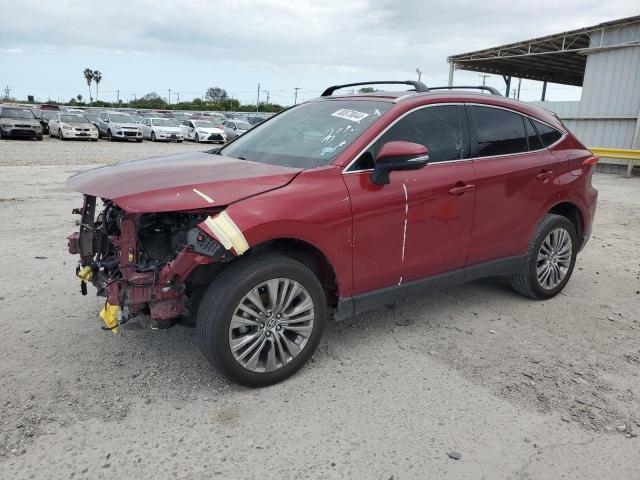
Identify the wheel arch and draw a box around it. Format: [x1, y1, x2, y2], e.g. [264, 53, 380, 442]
[547, 201, 585, 248]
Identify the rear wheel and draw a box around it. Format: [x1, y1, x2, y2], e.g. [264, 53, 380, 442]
[197, 254, 326, 387]
[510, 214, 577, 299]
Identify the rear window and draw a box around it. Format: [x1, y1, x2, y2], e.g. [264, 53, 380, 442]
[532, 119, 563, 147]
[473, 106, 528, 157]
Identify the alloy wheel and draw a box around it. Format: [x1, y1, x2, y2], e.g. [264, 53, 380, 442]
[228, 278, 315, 373]
[536, 227, 572, 290]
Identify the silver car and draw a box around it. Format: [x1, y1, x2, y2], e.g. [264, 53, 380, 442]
[97, 111, 143, 142]
[0, 107, 43, 140]
[222, 119, 252, 141]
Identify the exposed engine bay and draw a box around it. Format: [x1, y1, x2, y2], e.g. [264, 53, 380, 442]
[68, 195, 231, 331]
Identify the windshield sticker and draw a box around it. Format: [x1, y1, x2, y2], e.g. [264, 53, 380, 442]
[331, 109, 370, 123]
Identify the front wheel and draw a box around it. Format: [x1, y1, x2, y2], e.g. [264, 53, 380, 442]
[108, 130, 114, 142]
[151, 132, 156, 142]
[194, 133, 199, 142]
[197, 254, 326, 387]
[510, 214, 577, 299]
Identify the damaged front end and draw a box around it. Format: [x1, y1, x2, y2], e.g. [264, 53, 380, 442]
[67, 195, 234, 332]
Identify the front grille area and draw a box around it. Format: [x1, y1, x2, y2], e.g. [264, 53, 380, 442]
[11, 129, 36, 136]
[123, 131, 137, 137]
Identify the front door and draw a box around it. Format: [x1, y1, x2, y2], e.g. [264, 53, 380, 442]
[343, 104, 476, 295]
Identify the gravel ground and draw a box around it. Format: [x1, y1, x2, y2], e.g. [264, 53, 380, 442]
[0, 140, 639, 479]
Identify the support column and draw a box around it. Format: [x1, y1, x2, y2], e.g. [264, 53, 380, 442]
[502, 75, 511, 97]
[448, 61, 454, 87]
[541, 81, 547, 101]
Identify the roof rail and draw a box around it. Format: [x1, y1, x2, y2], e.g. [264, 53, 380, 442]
[428, 85, 502, 96]
[321, 80, 429, 97]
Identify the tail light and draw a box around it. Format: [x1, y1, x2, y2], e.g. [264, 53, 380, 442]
[583, 156, 598, 167]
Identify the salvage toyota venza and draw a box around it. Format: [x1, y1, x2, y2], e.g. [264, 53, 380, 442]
[67, 81, 598, 386]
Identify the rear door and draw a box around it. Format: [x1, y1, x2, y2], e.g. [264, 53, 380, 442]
[343, 104, 476, 294]
[467, 104, 566, 265]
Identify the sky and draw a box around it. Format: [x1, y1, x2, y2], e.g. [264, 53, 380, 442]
[0, 0, 638, 105]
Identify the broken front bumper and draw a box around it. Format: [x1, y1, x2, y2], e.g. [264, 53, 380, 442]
[68, 195, 231, 331]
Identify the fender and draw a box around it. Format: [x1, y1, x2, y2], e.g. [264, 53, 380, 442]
[200, 166, 354, 297]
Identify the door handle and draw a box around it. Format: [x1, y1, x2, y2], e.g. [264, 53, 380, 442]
[536, 170, 554, 181]
[448, 184, 476, 195]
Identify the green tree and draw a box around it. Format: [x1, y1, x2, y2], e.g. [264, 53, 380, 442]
[83, 68, 94, 102]
[205, 87, 228, 103]
[93, 70, 102, 101]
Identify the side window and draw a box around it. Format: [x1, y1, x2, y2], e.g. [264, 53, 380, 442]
[524, 117, 543, 151]
[532, 119, 563, 147]
[473, 106, 528, 157]
[350, 105, 466, 170]
[99, 113, 107, 121]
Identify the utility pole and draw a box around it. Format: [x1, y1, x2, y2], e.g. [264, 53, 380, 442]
[256, 83, 260, 113]
[176, 92, 180, 103]
[3, 85, 10, 100]
[294, 87, 300, 105]
[116, 89, 120, 103]
[416, 68, 422, 82]
[479, 74, 490, 86]
[265, 90, 270, 105]
[168, 89, 171, 105]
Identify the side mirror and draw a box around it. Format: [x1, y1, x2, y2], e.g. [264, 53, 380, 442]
[372, 141, 430, 185]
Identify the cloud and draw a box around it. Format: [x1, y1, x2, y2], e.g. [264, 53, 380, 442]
[1, 48, 23, 54]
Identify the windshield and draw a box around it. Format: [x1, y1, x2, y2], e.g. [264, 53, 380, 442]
[2, 109, 36, 120]
[109, 113, 134, 123]
[83, 113, 98, 121]
[221, 100, 391, 168]
[61, 115, 87, 123]
[153, 118, 177, 127]
[194, 121, 216, 127]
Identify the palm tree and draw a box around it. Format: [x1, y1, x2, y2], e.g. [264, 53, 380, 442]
[83, 68, 94, 103]
[93, 70, 102, 102]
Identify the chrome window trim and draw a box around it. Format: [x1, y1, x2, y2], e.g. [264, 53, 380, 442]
[342, 102, 566, 175]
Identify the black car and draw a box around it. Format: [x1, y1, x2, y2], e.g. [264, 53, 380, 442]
[33, 110, 57, 134]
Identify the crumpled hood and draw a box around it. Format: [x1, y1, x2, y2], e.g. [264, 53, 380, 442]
[65, 151, 302, 213]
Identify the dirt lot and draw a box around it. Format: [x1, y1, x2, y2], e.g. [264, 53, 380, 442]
[0, 138, 639, 479]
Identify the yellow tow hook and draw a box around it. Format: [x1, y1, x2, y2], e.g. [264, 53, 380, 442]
[76, 265, 94, 296]
[99, 303, 121, 334]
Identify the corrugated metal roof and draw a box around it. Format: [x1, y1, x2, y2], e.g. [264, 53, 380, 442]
[448, 15, 640, 86]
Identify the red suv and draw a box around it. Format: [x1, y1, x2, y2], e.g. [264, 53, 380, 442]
[67, 81, 598, 386]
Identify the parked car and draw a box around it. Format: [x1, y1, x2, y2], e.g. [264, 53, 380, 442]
[0, 107, 43, 140]
[82, 112, 100, 129]
[48, 113, 98, 141]
[139, 117, 183, 142]
[222, 119, 252, 140]
[33, 109, 57, 134]
[65, 80, 598, 387]
[179, 119, 226, 143]
[246, 116, 266, 126]
[96, 111, 143, 142]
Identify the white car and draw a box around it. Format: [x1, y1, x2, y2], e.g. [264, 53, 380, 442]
[139, 118, 184, 142]
[180, 119, 227, 143]
[48, 113, 98, 141]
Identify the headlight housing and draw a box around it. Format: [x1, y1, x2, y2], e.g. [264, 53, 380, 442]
[1, 123, 13, 128]
[62, 124, 72, 130]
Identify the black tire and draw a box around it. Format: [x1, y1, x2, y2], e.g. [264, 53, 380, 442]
[108, 130, 114, 142]
[36, 135, 43, 141]
[0, 128, 5, 139]
[151, 132, 156, 142]
[194, 133, 199, 143]
[510, 213, 577, 300]
[197, 253, 326, 387]
[91, 138, 98, 142]
[59, 129, 65, 140]
[136, 138, 142, 143]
